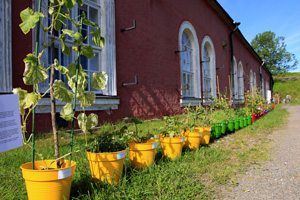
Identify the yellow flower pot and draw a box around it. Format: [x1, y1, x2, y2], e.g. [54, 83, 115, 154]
[86, 150, 125, 184]
[183, 130, 202, 150]
[195, 127, 211, 144]
[159, 135, 185, 159]
[20, 160, 76, 200]
[128, 139, 158, 169]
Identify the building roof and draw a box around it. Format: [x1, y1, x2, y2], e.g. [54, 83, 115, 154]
[206, 0, 273, 77]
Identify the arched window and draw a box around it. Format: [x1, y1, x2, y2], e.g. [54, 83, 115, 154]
[179, 21, 200, 98]
[238, 61, 244, 99]
[232, 56, 238, 99]
[201, 36, 216, 99]
[250, 69, 253, 96]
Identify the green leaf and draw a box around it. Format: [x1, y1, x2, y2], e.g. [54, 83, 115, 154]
[25, 92, 39, 109]
[77, 91, 95, 109]
[68, 75, 88, 94]
[19, 8, 44, 34]
[92, 71, 108, 90]
[60, 34, 71, 56]
[91, 28, 105, 48]
[53, 9, 67, 31]
[87, 113, 98, 130]
[81, 11, 98, 27]
[54, 59, 69, 75]
[62, 29, 74, 37]
[63, 0, 76, 9]
[60, 103, 74, 121]
[23, 54, 38, 76]
[67, 63, 89, 78]
[73, 32, 83, 46]
[77, 113, 98, 133]
[81, 45, 95, 59]
[77, 113, 88, 133]
[23, 62, 48, 85]
[12, 88, 28, 115]
[76, 0, 84, 6]
[53, 80, 74, 103]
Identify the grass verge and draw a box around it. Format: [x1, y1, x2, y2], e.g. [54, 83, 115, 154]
[0, 106, 288, 199]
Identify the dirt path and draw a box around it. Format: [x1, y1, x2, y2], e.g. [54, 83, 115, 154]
[223, 105, 300, 200]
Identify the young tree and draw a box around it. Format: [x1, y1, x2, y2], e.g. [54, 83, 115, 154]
[251, 31, 298, 74]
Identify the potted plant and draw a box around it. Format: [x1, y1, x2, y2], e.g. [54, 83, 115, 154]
[194, 104, 213, 144]
[15, 1, 106, 198]
[85, 132, 127, 184]
[160, 116, 185, 159]
[182, 105, 203, 150]
[122, 117, 158, 169]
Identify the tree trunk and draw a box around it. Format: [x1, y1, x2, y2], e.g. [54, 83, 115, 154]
[50, 0, 60, 168]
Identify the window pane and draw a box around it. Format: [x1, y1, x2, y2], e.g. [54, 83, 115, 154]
[79, 5, 88, 44]
[90, 52, 99, 71]
[80, 55, 88, 70]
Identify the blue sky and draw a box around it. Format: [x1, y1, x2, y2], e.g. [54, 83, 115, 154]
[217, 0, 300, 72]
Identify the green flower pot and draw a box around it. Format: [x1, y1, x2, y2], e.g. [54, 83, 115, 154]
[234, 118, 240, 130]
[210, 124, 216, 139]
[239, 118, 244, 128]
[228, 119, 235, 133]
[221, 120, 227, 134]
[247, 116, 252, 125]
[243, 117, 247, 127]
[215, 123, 222, 138]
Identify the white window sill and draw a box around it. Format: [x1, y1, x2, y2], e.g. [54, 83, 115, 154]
[36, 96, 120, 113]
[180, 98, 202, 107]
[181, 98, 217, 107]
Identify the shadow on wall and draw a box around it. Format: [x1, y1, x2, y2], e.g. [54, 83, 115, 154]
[123, 84, 181, 119]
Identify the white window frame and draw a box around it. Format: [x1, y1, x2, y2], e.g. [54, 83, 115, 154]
[232, 56, 238, 99]
[34, 0, 118, 113]
[179, 21, 201, 106]
[0, 0, 12, 93]
[201, 36, 216, 100]
[238, 61, 244, 100]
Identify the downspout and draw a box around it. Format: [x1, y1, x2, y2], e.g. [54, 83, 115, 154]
[229, 21, 240, 108]
[259, 61, 265, 96]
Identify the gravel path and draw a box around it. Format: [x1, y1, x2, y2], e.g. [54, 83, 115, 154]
[223, 105, 300, 200]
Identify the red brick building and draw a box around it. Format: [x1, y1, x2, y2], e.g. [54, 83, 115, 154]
[1, 0, 272, 132]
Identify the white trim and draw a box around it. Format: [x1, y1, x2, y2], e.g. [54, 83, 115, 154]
[232, 56, 238, 99]
[180, 98, 202, 107]
[250, 69, 253, 96]
[178, 21, 201, 98]
[36, 97, 120, 113]
[238, 61, 244, 99]
[0, 0, 12, 93]
[201, 36, 216, 98]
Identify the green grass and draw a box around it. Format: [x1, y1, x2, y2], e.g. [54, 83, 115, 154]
[273, 72, 300, 79]
[0, 106, 288, 199]
[273, 79, 300, 104]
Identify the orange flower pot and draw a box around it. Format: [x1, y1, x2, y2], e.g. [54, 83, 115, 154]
[183, 130, 202, 150]
[86, 150, 125, 184]
[128, 139, 158, 169]
[195, 127, 211, 144]
[159, 135, 185, 159]
[20, 160, 76, 200]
